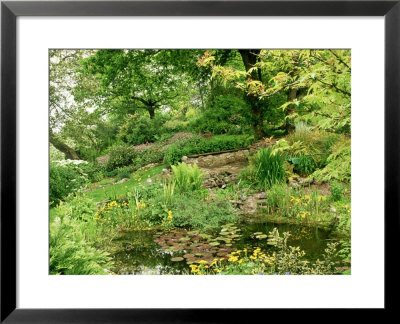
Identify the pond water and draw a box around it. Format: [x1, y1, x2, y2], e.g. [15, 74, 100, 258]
[110, 222, 337, 275]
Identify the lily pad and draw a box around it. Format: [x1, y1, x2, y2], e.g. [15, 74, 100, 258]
[256, 234, 268, 239]
[171, 257, 184, 262]
[209, 242, 220, 246]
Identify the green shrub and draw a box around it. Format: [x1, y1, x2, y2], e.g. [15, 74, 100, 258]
[266, 184, 292, 215]
[330, 181, 345, 202]
[254, 148, 286, 188]
[141, 192, 237, 231]
[133, 146, 166, 169]
[117, 169, 131, 180]
[50, 162, 88, 206]
[189, 95, 253, 135]
[78, 162, 105, 182]
[106, 144, 137, 171]
[118, 114, 168, 145]
[171, 162, 205, 193]
[49, 216, 112, 275]
[130, 181, 237, 230]
[283, 130, 340, 169]
[288, 155, 317, 176]
[168, 194, 237, 230]
[311, 138, 351, 182]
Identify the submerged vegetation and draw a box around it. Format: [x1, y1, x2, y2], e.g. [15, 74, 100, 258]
[49, 49, 351, 275]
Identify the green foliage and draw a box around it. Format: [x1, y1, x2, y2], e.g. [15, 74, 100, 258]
[264, 184, 336, 227]
[117, 169, 131, 180]
[189, 95, 253, 135]
[254, 148, 286, 188]
[311, 138, 351, 182]
[133, 145, 166, 169]
[288, 155, 317, 176]
[273, 130, 340, 174]
[160, 193, 237, 231]
[330, 181, 345, 202]
[162, 178, 176, 206]
[106, 144, 138, 171]
[171, 162, 205, 193]
[49, 216, 112, 275]
[118, 114, 168, 145]
[94, 199, 132, 229]
[50, 145, 65, 161]
[50, 162, 88, 205]
[337, 240, 351, 274]
[78, 162, 105, 182]
[164, 135, 253, 166]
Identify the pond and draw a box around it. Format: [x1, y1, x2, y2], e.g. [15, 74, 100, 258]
[109, 222, 337, 275]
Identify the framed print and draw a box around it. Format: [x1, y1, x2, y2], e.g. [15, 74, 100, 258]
[1, 0, 399, 322]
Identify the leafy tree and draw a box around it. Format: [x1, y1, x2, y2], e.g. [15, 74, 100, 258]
[76, 49, 189, 119]
[199, 49, 351, 136]
[50, 49, 96, 159]
[263, 50, 351, 134]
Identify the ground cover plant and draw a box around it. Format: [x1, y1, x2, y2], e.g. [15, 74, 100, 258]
[49, 49, 351, 275]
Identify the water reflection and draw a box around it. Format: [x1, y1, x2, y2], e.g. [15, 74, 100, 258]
[110, 222, 334, 275]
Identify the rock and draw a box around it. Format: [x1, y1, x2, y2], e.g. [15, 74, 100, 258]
[298, 177, 313, 185]
[240, 196, 258, 214]
[186, 150, 248, 168]
[221, 184, 227, 189]
[162, 168, 170, 175]
[115, 178, 129, 184]
[137, 162, 158, 172]
[289, 181, 300, 188]
[254, 192, 267, 199]
[181, 156, 188, 162]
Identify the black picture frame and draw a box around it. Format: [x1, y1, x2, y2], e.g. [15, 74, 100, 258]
[1, 0, 398, 322]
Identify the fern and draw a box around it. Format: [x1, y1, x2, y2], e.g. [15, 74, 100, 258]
[311, 138, 351, 182]
[171, 162, 205, 193]
[49, 216, 112, 275]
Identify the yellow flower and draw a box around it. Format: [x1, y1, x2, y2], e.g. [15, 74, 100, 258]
[228, 256, 239, 262]
[199, 260, 208, 264]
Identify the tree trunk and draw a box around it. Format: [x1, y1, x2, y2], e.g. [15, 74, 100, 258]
[49, 130, 80, 160]
[238, 49, 265, 138]
[283, 88, 298, 133]
[148, 106, 155, 119]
